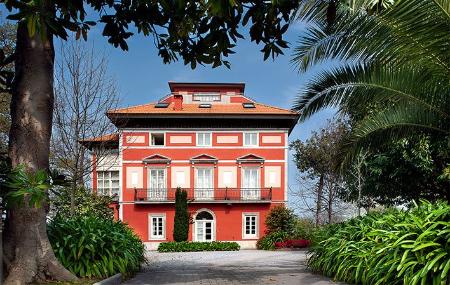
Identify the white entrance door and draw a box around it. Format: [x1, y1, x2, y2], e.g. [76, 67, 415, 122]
[148, 169, 166, 200]
[195, 211, 215, 242]
[196, 221, 214, 242]
[242, 168, 260, 200]
[195, 168, 214, 200]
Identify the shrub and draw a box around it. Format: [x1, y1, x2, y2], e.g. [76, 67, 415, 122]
[265, 205, 296, 234]
[173, 188, 189, 242]
[308, 200, 450, 285]
[256, 231, 289, 250]
[158, 241, 240, 252]
[51, 186, 114, 219]
[48, 214, 145, 278]
[292, 218, 315, 241]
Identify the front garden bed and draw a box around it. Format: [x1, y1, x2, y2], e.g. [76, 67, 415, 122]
[157, 241, 240, 252]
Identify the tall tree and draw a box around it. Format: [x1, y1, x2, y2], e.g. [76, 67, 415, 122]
[290, 119, 349, 225]
[2, 1, 300, 283]
[341, 135, 449, 206]
[51, 40, 119, 213]
[292, 0, 449, 163]
[173, 188, 189, 242]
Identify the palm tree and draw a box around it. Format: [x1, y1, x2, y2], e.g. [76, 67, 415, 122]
[291, 0, 450, 163]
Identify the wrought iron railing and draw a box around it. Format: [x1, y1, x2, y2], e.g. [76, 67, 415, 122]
[134, 187, 272, 202]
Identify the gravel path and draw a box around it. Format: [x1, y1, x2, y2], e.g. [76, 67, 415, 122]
[123, 250, 340, 285]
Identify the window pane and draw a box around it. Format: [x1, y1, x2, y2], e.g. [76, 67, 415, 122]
[151, 134, 164, 145]
[244, 133, 257, 146]
[244, 215, 257, 235]
[151, 216, 165, 238]
[198, 133, 211, 146]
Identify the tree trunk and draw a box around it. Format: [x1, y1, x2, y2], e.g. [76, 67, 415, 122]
[315, 174, 324, 226]
[328, 182, 333, 224]
[4, 19, 77, 284]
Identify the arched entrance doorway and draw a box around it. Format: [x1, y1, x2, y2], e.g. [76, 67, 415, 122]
[194, 210, 215, 242]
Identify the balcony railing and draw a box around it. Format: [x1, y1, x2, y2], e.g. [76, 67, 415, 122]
[134, 188, 272, 203]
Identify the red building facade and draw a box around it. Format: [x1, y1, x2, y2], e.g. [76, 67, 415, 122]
[83, 82, 298, 249]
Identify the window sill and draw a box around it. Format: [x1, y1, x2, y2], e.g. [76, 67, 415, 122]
[149, 237, 166, 241]
[242, 236, 259, 240]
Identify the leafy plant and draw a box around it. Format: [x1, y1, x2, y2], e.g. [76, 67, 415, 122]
[158, 241, 240, 252]
[256, 231, 289, 250]
[2, 165, 66, 208]
[308, 200, 450, 284]
[173, 188, 189, 242]
[48, 214, 145, 278]
[265, 205, 296, 234]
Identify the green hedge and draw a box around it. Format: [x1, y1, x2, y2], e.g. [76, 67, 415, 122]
[158, 241, 240, 252]
[308, 200, 450, 285]
[48, 215, 145, 278]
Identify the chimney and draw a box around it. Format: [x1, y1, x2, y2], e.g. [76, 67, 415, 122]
[173, 94, 183, 111]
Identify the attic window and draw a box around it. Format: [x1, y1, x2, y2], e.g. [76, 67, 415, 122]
[155, 102, 169, 108]
[199, 103, 211, 108]
[243, 102, 255, 108]
[151, 133, 165, 146]
[192, 93, 221, 102]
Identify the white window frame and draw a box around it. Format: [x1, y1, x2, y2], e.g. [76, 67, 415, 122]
[197, 132, 212, 147]
[241, 167, 260, 188]
[147, 167, 167, 189]
[242, 213, 259, 239]
[150, 132, 165, 146]
[195, 167, 214, 200]
[147, 167, 167, 200]
[96, 170, 120, 196]
[195, 167, 214, 189]
[243, 132, 258, 147]
[149, 214, 166, 240]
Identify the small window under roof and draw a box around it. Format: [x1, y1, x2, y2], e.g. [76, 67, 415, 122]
[155, 102, 169, 108]
[242, 102, 255, 108]
[199, 103, 212, 108]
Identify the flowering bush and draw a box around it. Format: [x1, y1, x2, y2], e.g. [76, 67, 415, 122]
[274, 239, 311, 249]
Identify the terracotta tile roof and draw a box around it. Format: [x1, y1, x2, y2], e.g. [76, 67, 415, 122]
[79, 133, 119, 150]
[79, 133, 119, 143]
[107, 102, 297, 116]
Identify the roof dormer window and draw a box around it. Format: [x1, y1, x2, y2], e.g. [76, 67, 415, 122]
[192, 92, 221, 102]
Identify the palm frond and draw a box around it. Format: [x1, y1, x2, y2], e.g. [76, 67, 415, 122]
[292, 0, 450, 162]
[293, 0, 450, 73]
[338, 103, 449, 166]
[293, 62, 449, 122]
